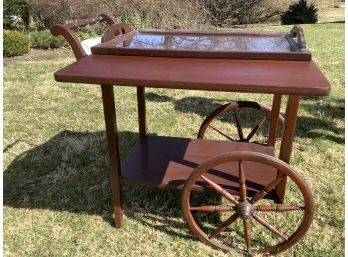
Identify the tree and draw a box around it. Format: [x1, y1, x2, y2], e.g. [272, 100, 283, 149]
[281, 0, 318, 25]
[4, 0, 30, 29]
[201, 0, 281, 26]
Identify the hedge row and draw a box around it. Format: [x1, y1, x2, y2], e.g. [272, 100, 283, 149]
[4, 30, 30, 57]
[3, 0, 336, 57]
[30, 30, 66, 49]
[4, 30, 69, 57]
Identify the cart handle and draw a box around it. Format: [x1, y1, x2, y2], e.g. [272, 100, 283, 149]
[289, 25, 307, 50]
[51, 14, 132, 60]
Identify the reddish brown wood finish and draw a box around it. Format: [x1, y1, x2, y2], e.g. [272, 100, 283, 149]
[92, 43, 311, 61]
[242, 218, 252, 252]
[190, 205, 232, 212]
[197, 101, 284, 145]
[238, 161, 247, 201]
[101, 23, 133, 43]
[234, 111, 244, 140]
[181, 151, 314, 255]
[276, 95, 301, 203]
[252, 213, 288, 240]
[121, 136, 278, 198]
[54, 55, 331, 96]
[250, 175, 286, 204]
[268, 94, 283, 146]
[201, 175, 239, 204]
[91, 26, 311, 61]
[50, 17, 330, 254]
[256, 204, 304, 211]
[50, 15, 131, 228]
[210, 213, 239, 239]
[101, 85, 123, 228]
[50, 14, 115, 60]
[50, 25, 86, 60]
[279, 96, 301, 163]
[137, 86, 146, 137]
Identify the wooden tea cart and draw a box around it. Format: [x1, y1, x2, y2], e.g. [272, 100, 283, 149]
[51, 14, 330, 255]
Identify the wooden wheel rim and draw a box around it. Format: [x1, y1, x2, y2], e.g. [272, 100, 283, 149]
[182, 152, 313, 255]
[197, 101, 284, 144]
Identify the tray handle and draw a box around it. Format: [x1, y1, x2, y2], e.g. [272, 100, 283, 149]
[101, 23, 134, 43]
[289, 25, 307, 50]
[50, 14, 116, 60]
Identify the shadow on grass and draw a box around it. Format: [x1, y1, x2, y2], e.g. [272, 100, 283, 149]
[318, 21, 345, 24]
[296, 97, 344, 144]
[146, 92, 344, 144]
[4, 95, 343, 240]
[146, 92, 222, 118]
[4, 130, 222, 239]
[146, 92, 279, 139]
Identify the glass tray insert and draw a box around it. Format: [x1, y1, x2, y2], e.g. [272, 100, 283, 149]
[91, 29, 311, 61]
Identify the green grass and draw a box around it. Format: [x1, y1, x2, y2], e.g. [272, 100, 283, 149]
[4, 10, 344, 257]
[318, 6, 345, 23]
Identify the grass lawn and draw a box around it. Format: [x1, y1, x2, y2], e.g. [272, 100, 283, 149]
[4, 9, 344, 257]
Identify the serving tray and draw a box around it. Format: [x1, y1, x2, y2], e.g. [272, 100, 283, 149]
[91, 25, 311, 61]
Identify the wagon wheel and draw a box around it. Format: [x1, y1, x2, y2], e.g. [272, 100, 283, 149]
[182, 152, 313, 255]
[197, 101, 284, 145]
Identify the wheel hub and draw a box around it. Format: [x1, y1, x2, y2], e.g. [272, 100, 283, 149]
[235, 201, 254, 219]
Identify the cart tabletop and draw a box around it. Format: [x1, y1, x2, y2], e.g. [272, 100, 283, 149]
[54, 54, 330, 96]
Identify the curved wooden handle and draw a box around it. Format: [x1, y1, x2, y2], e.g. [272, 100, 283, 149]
[289, 25, 306, 50]
[64, 14, 115, 30]
[65, 16, 103, 30]
[101, 23, 134, 43]
[50, 13, 116, 60]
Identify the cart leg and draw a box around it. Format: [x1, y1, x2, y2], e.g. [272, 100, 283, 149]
[137, 86, 146, 137]
[101, 84, 123, 228]
[275, 95, 300, 203]
[268, 94, 282, 147]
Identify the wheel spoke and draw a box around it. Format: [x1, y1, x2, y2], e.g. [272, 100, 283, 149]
[182, 149, 312, 254]
[253, 213, 288, 241]
[234, 111, 244, 141]
[243, 218, 252, 252]
[246, 114, 268, 141]
[209, 213, 239, 239]
[208, 124, 238, 141]
[239, 161, 247, 201]
[250, 175, 286, 204]
[256, 204, 305, 212]
[201, 175, 238, 204]
[190, 205, 232, 212]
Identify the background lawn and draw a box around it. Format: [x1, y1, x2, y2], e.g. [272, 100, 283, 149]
[4, 7, 344, 257]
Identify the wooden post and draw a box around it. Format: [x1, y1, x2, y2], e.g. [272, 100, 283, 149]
[275, 95, 300, 203]
[137, 86, 146, 137]
[268, 94, 282, 147]
[101, 84, 123, 228]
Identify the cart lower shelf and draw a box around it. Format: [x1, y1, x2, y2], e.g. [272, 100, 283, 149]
[121, 135, 279, 198]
